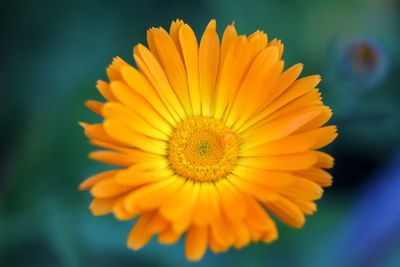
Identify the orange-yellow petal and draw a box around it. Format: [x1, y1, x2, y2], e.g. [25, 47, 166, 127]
[158, 225, 183, 245]
[133, 44, 187, 120]
[96, 80, 117, 101]
[293, 168, 333, 187]
[79, 170, 118, 191]
[103, 119, 167, 155]
[169, 19, 184, 57]
[160, 181, 200, 233]
[102, 102, 169, 141]
[240, 126, 338, 157]
[191, 183, 220, 226]
[124, 176, 177, 213]
[179, 23, 201, 115]
[264, 195, 305, 228]
[90, 197, 118, 216]
[199, 20, 220, 116]
[91, 178, 133, 198]
[237, 152, 317, 171]
[185, 225, 208, 261]
[146, 28, 192, 115]
[120, 65, 177, 125]
[109, 81, 173, 135]
[127, 212, 155, 250]
[85, 100, 103, 116]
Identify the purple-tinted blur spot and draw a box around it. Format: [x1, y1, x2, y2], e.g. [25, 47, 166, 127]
[332, 154, 400, 267]
[338, 37, 389, 87]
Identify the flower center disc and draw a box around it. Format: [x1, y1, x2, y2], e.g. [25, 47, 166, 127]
[168, 116, 239, 182]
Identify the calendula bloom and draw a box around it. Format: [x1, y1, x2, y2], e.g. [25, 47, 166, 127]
[80, 19, 337, 261]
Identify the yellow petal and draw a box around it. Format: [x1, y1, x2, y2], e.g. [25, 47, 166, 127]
[209, 215, 234, 249]
[79, 170, 118, 191]
[209, 227, 229, 253]
[313, 151, 335, 169]
[115, 164, 172, 186]
[241, 126, 338, 157]
[232, 166, 295, 187]
[220, 22, 238, 68]
[80, 122, 134, 154]
[214, 36, 264, 120]
[213, 36, 246, 119]
[264, 195, 305, 228]
[232, 220, 251, 249]
[96, 80, 117, 101]
[229, 175, 278, 202]
[124, 176, 177, 213]
[136, 176, 185, 210]
[103, 119, 167, 155]
[85, 100, 103, 116]
[259, 63, 303, 111]
[215, 179, 246, 221]
[266, 74, 321, 114]
[158, 225, 183, 245]
[91, 178, 133, 198]
[102, 102, 169, 141]
[90, 197, 118, 216]
[287, 198, 317, 215]
[120, 65, 177, 125]
[264, 89, 323, 124]
[185, 225, 208, 261]
[243, 60, 283, 114]
[89, 150, 142, 166]
[242, 108, 323, 146]
[277, 178, 323, 201]
[248, 30, 268, 49]
[127, 212, 155, 250]
[261, 228, 278, 243]
[179, 23, 201, 115]
[146, 212, 169, 234]
[237, 74, 320, 133]
[106, 56, 128, 81]
[80, 122, 124, 146]
[160, 181, 199, 233]
[133, 44, 186, 120]
[244, 196, 276, 232]
[293, 107, 333, 134]
[91, 149, 162, 167]
[293, 168, 333, 187]
[89, 138, 131, 154]
[109, 81, 173, 135]
[146, 28, 192, 115]
[237, 152, 317, 171]
[225, 47, 281, 128]
[113, 197, 139, 221]
[218, 31, 268, 121]
[191, 183, 220, 226]
[199, 20, 220, 116]
[169, 19, 185, 57]
[268, 38, 284, 58]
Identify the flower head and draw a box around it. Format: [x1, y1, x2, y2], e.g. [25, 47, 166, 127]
[80, 19, 337, 261]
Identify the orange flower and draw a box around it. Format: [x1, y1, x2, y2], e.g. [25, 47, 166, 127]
[80, 19, 337, 261]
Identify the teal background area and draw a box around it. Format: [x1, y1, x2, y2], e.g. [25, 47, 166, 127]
[1, 0, 400, 266]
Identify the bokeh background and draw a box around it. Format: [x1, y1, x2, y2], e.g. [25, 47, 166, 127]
[1, 0, 400, 266]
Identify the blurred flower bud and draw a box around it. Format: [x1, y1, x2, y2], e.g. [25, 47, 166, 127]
[337, 37, 388, 88]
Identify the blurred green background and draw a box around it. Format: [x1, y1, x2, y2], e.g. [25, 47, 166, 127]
[1, 0, 400, 266]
